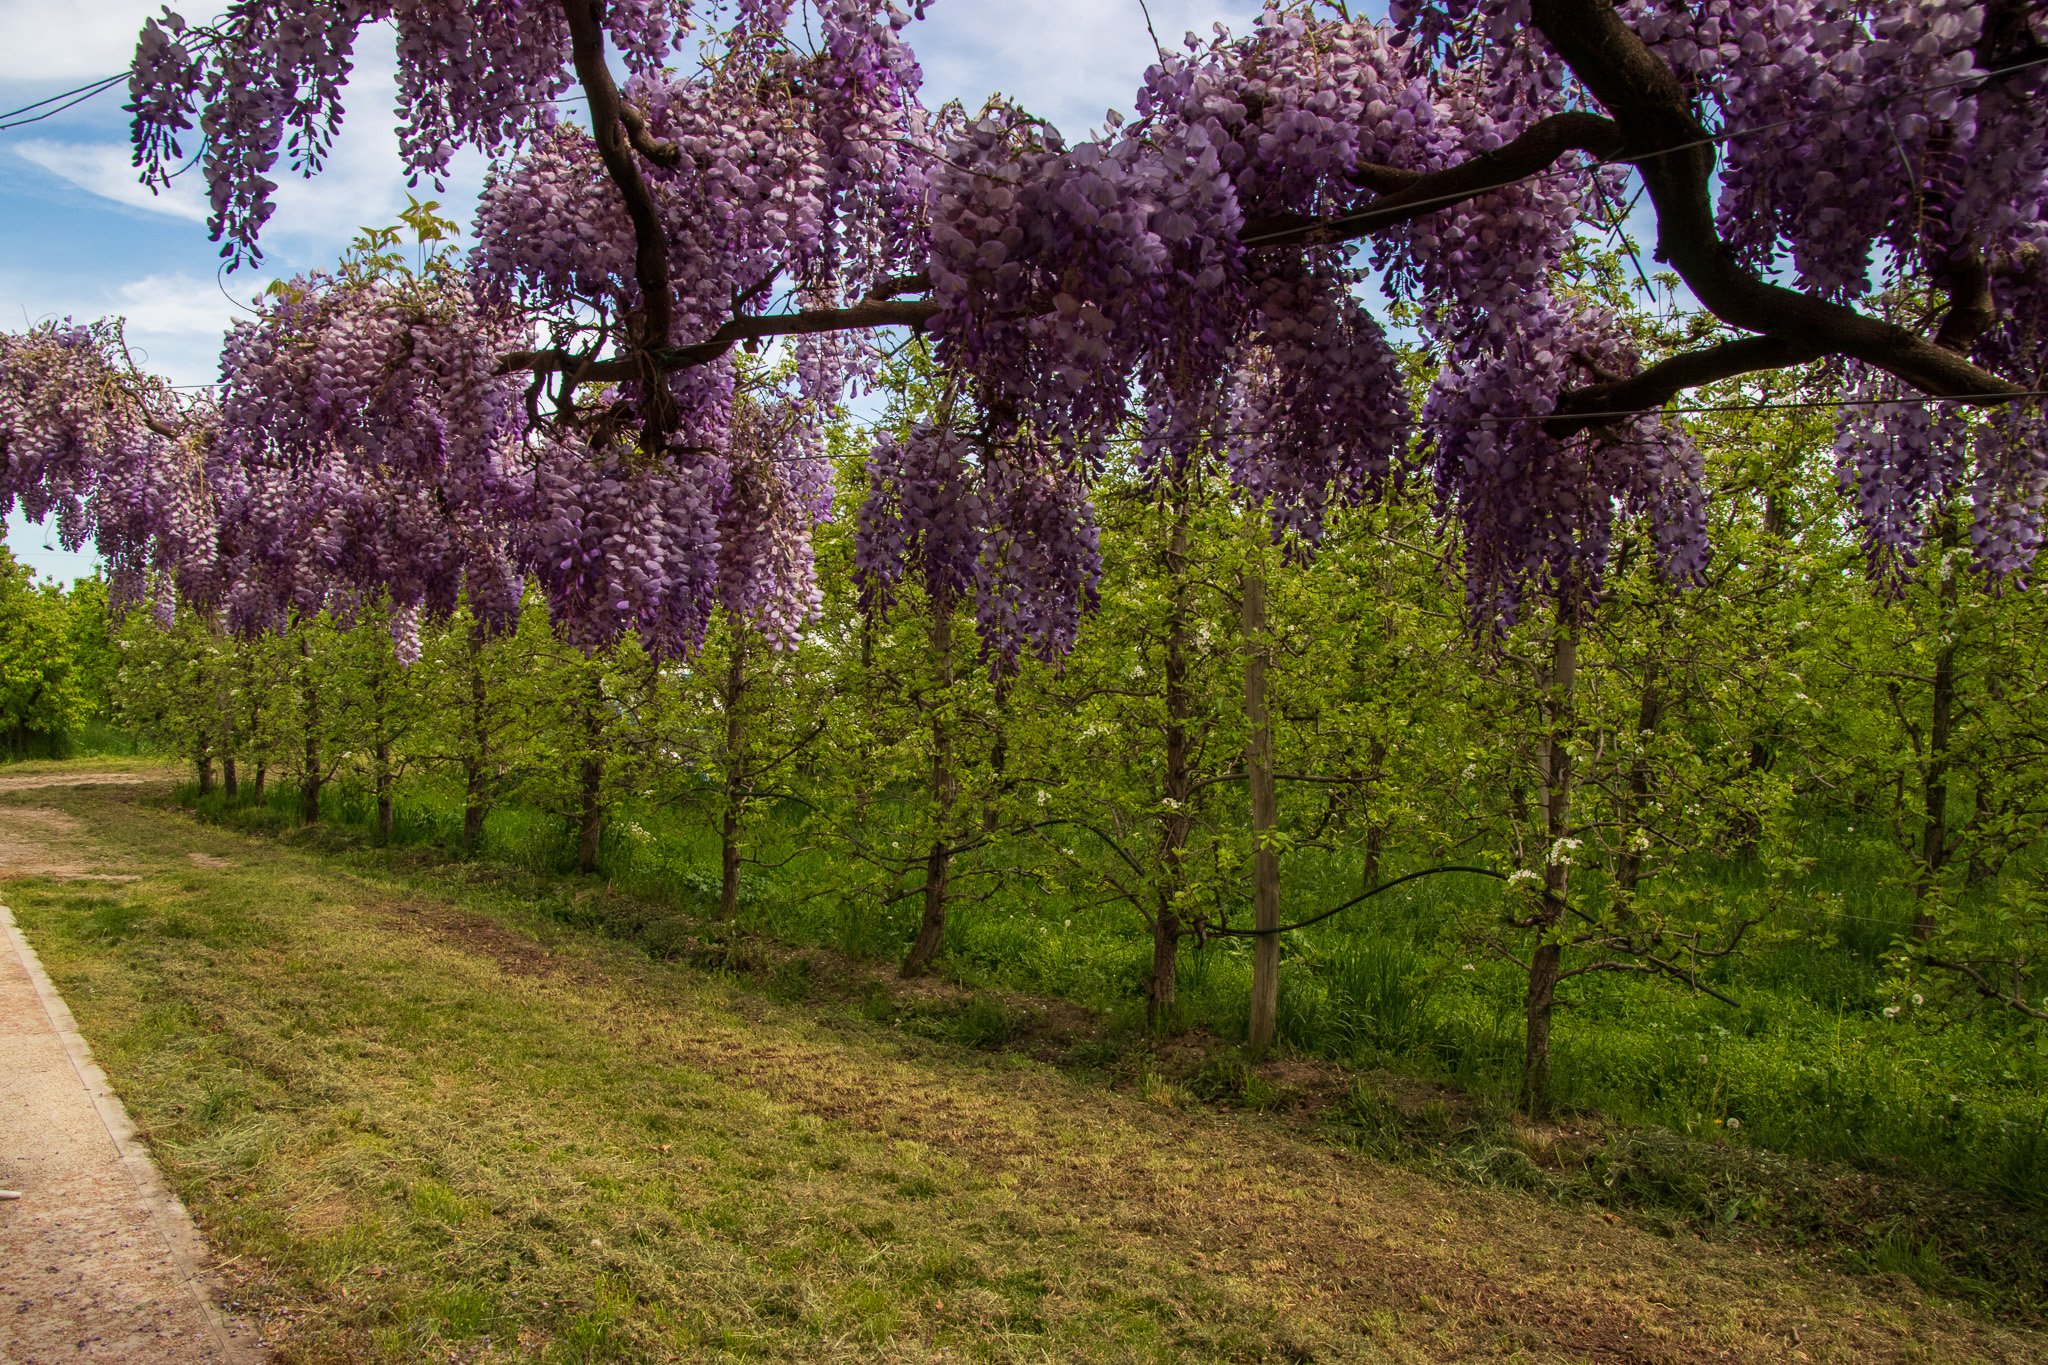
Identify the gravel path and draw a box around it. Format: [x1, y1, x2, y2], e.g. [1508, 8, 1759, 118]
[0, 793, 261, 1363]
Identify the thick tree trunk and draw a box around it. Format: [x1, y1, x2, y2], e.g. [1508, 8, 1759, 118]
[903, 603, 957, 978]
[1244, 562, 1283, 1055]
[717, 628, 749, 919]
[1522, 618, 1578, 1117]
[195, 746, 215, 796]
[222, 755, 238, 801]
[1149, 495, 1196, 1027]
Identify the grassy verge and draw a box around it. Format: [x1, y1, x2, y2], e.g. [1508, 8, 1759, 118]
[176, 775, 2048, 1322]
[3, 773, 2044, 1362]
[189, 770, 2048, 1215]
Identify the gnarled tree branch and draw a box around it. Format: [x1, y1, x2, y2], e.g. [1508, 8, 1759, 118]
[501, 294, 941, 384]
[516, 10, 2032, 434]
[1530, 0, 2025, 418]
[1921, 954, 2048, 1022]
[561, 0, 673, 353]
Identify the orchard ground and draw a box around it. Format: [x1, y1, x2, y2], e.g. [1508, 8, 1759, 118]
[0, 760, 2042, 1363]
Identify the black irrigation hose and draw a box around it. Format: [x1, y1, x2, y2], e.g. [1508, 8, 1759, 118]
[1195, 864, 1511, 939]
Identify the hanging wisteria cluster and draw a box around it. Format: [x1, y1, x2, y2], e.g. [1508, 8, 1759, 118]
[206, 258, 530, 636]
[855, 415, 1101, 667]
[0, 321, 213, 620]
[2, 0, 2041, 658]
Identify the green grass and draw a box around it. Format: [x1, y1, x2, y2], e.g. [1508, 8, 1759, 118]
[9, 774, 2046, 1362]
[219, 773, 2048, 1216]
[0, 718, 143, 761]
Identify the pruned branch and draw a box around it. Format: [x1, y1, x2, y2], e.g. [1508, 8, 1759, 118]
[1200, 864, 1512, 939]
[1243, 111, 1626, 249]
[1920, 954, 2048, 1022]
[500, 295, 940, 384]
[1547, 336, 1825, 435]
[1559, 955, 1742, 1008]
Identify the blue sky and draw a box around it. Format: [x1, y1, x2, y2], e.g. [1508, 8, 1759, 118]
[2, 0, 1270, 583]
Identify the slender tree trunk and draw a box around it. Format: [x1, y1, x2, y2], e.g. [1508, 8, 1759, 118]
[717, 627, 749, 919]
[1914, 538, 1960, 940]
[370, 641, 394, 846]
[983, 678, 1010, 835]
[217, 677, 237, 800]
[1150, 490, 1197, 1027]
[298, 634, 322, 824]
[1616, 659, 1664, 897]
[1244, 559, 1283, 1055]
[903, 602, 958, 978]
[1735, 728, 1773, 860]
[1360, 737, 1387, 891]
[374, 741, 394, 846]
[195, 743, 215, 796]
[1523, 617, 1578, 1117]
[576, 669, 607, 874]
[243, 651, 266, 800]
[577, 750, 606, 875]
[460, 619, 490, 857]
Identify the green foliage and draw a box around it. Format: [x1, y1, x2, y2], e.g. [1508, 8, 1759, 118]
[98, 329, 2048, 1229]
[0, 553, 130, 758]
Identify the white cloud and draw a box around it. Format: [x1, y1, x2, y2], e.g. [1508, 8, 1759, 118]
[912, 0, 1256, 138]
[13, 138, 209, 221]
[6, 18, 486, 262]
[0, 268, 268, 387]
[0, 1, 188, 83]
[114, 270, 269, 356]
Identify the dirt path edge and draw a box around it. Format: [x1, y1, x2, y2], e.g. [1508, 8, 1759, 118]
[1, 897, 261, 1364]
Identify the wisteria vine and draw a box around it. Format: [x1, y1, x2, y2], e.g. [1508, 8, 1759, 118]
[4, 0, 2042, 659]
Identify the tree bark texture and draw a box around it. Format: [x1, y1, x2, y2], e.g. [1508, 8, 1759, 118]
[298, 634, 322, 825]
[1523, 618, 1578, 1116]
[718, 627, 749, 919]
[1243, 561, 1283, 1055]
[903, 602, 958, 978]
[1149, 488, 1197, 1026]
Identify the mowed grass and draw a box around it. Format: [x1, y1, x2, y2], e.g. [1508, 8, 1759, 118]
[4, 778, 2043, 1363]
